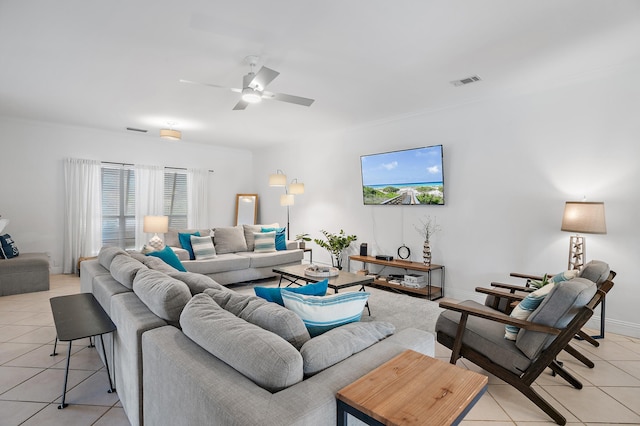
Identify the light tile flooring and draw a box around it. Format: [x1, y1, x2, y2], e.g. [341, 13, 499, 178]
[1, 275, 639, 425]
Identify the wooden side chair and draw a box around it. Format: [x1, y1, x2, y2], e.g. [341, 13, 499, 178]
[436, 277, 611, 425]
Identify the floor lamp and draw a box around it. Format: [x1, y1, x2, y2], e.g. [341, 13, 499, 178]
[561, 200, 607, 338]
[269, 170, 304, 240]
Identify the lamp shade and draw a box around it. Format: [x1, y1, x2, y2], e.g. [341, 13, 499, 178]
[289, 181, 304, 194]
[561, 201, 606, 234]
[143, 215, 169, 234]
[280, 194, 295, 206]
[269, 171, 287, 187]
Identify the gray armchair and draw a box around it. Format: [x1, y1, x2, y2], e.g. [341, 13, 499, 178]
[436, 276, 612, 425]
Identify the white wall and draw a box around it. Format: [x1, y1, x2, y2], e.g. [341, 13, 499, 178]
[0, 118, 254, 272]
[253, 65, 640, 337]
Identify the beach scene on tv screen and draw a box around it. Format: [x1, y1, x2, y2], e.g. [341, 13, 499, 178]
[361, 145, 444, 205]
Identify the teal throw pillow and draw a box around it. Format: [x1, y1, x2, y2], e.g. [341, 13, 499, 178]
[254, 279, 329, 306]
[179, 231, 200, 260]
[281, 290, 370, 337]
[262, 227, 286, 250]
[146, 245, 187, 272]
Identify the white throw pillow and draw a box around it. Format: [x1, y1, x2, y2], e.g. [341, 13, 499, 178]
[190, 235, 217, 260]
[253, 231, 276, 253]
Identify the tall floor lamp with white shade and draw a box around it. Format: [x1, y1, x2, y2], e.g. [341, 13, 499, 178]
[269, 170, 304, 240]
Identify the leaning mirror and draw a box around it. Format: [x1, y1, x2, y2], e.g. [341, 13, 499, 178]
[235, 194, 258, 226]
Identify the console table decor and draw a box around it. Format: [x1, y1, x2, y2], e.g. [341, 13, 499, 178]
[50, 293, 116, 409]
[336, 349, 487, 426]
[349, 255, 445, 300]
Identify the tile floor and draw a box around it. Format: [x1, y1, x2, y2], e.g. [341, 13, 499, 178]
[1, 275, 639, 425]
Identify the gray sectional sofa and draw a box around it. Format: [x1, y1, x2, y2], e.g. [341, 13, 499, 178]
[163, 224, 303, 285]
[81, 246, 436, 426]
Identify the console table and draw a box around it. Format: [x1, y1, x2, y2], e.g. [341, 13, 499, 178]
[349, 255, 444, 300]
[336, 349, 487, 426]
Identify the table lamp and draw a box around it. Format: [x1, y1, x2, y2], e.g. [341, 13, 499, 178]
[0, 217, 8, 233]
[561, 201, 606, 270]
[143, 215, 169, 250]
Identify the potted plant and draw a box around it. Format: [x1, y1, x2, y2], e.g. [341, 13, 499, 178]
[295, 233, 312, 249]
[313, 229, 357, 270]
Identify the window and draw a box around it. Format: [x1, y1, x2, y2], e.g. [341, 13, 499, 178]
[164, 171, 188, 229]
[101, 165, 136, 249]
[101, 165, 189, 249]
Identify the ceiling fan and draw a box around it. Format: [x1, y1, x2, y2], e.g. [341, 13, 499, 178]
[180, 56, 315, 111]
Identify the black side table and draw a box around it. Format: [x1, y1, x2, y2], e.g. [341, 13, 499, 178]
[50, 293, 116, 409]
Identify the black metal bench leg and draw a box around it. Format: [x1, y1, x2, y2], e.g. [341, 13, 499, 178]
[58, 342, 72, 409]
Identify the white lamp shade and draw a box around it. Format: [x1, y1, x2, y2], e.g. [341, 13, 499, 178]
[561, 201, 606, 234]
[280, 194, 295, 206]
[289, 181, 305, 194]
[0, 218, 8, 233]
[269, 172, 287, 187]
[143, 215, 169, 234]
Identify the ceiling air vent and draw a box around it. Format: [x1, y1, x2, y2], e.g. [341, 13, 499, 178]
[450, 75, 482, 87]
[126, 127, 148, 133]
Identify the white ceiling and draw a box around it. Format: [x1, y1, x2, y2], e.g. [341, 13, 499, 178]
[1, 0, 639, 149]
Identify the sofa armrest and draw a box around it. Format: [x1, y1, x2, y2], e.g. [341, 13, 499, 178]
[286, 240, 299, 250]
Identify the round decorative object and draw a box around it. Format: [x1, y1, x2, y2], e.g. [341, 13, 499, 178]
[304, 266, 339, 277]
[397, 244, 411, 260]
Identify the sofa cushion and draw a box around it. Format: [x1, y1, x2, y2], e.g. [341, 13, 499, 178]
[98, 246, 129, 270]
[253, 231, 276, 253]
[236, 249, 303, 268]
[133, 269, 191, 325]
[213, 226, 248, 254]
[164, 228, 211, 249]
[300, 321, 395, 376]
[204, 288, 310, 349]
[179, 232, 200, 260]
[146, 245, 187, 272]
[261, 227, 287, 250]
[170, 247, 190, 261]
[180, 293, 304, 392]
[110, 255, 148, 289]
[516, 277, 596, 359]
[243, 223, 279, 251]
[282, 290, 370, 337]
[191, 235, 217, 260]
[182, 253, 251, 275]
[139, 254, 180, 274]
[167, 271, 227, 295]
[254, 280, 328, 306]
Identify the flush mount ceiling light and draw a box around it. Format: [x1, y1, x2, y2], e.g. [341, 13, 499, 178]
[160, 122, 181, 140]
[241, 87, 262, 103]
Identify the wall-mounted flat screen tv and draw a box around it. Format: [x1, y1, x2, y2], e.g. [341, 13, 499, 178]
[360, 144, 444, 205]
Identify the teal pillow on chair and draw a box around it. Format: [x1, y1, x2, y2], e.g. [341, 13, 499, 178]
[262, 227, 286, 250]
[179, 231, 200, 260]
[146, 246, 187, 272]
[254, 279, 329, 306]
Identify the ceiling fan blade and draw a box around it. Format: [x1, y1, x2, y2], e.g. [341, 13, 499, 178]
[249, 66, 279, 90]
[232, 99, 249, 110]
[264, 91, 315, 107]
[179, 79, 242, 93]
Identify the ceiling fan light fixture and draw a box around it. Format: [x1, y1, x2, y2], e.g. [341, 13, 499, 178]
[241, 87, 262, 103]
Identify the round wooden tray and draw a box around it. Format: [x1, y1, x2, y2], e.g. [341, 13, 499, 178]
[304, 267, 339, 277]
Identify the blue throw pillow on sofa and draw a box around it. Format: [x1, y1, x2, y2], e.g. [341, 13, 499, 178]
[261, 227, 286, 250]
[179, 231, 200, 260]
[254, 279, 328, 306]
[146, 246, 187, 272]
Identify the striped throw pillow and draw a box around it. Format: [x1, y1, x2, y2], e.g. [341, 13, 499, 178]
[254, 231, 276, 253]
[190, 235, 217, 260]
[505, 283, 555, 340]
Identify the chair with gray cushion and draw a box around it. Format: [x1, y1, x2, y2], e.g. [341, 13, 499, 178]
[436, 276, 612, 425]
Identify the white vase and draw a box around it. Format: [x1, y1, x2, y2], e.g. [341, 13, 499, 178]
[423, 241, 432, 266]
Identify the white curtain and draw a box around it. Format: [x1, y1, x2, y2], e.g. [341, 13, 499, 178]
[63, 158, 102, 274]
[135, 164, 164, 248]
[188, 168, 209, 228]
